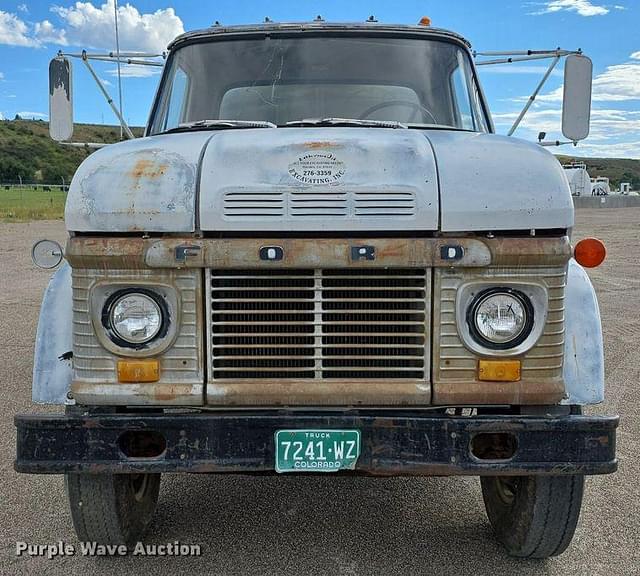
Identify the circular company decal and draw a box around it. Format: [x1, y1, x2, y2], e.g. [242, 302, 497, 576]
[288, 153, 346, 185]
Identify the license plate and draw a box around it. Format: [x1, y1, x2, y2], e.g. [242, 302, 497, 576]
[275, 429, 361, 473]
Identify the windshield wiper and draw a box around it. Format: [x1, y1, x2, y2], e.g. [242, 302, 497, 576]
[163, 120, 277, 134]
[284, 118, 407, 129]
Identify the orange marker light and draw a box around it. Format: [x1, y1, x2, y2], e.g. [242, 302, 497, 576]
[478, 360, 521, 382]
[418, 16, 431, 26]
[117, 359, 160, 383]
[574, 237, 606, 268]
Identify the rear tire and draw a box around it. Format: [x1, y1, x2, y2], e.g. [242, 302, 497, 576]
[66, 473, 161, 546]
[481, 474, 584, 558]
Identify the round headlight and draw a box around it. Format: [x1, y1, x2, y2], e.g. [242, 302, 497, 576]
[469, 289, 533, 349]
[109, 292, 163, 345]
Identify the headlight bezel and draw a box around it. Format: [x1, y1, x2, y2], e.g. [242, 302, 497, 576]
[102, 288, 169, 349]
[455, 282, 548, 357]
[90, 282, 180, 357]
[466, 287, 534, 350]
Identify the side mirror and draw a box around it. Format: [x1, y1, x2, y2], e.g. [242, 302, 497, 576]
[32, 239, 64, 269]
[49, 56, 73, 142]
[562, 54, 592, 142]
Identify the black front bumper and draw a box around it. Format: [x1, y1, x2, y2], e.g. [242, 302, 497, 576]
[15, 411, 618, 476]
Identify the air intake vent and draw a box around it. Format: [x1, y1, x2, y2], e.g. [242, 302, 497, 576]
[290, 190, 347, 217]
[223, 191, 284, 218]
[210, 268, 428, 380]
[354, 191, 416, 216]
[222, 190, 415, 219]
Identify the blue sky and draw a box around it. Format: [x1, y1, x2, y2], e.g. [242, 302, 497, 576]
[0, 0, 638, 157]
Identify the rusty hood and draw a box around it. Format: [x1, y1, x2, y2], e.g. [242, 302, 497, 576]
[65, 127, 573, 234]
[65, 132, 211, 233]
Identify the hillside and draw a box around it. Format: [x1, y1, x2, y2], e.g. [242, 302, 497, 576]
[556, 155, 640, 190]
[1, 119, 639, 189]
[0, 119, 143, 184]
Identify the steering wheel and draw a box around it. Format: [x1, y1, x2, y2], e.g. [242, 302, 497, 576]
[358, 100, 438, 124]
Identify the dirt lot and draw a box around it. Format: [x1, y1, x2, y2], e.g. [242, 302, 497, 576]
[1, 210, 638, 575]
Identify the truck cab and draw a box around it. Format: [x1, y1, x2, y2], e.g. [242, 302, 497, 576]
[16, 20, 617, 558]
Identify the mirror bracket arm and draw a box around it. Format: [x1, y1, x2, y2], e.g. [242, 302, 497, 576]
[507, 55, 561, 136]
[80, 52, 135, 140]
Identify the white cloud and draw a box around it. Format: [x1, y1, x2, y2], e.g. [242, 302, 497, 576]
[567, 140, 640, 158]
[107, 64, 161, 78]
[0, 2, 183, 50]
[0, 72, 4, 80]
[493, 107, 640, 157]
[0, 10, 39, 46]
[34, 20, 67, 45]
[528, 0, 609, 16]
[51, 1, 184, 52]
[592, 62, 640, 101]
[17, 4, 28, 13]
[528, 52, 640, 103]
[16, 110, 48, 119]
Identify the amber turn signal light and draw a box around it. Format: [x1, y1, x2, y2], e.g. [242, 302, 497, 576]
[574, 237, 606, 268]
[478, 359, 521, 382]
[117, 359, 160, 383]
[418, 16, 431, 26]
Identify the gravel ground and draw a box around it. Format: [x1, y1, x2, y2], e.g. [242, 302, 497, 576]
[1, 210, 638, 575]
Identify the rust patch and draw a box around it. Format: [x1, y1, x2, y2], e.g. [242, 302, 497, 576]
[303, 141, 341, 149]
[206, 380, 431, 407]
[432, 380, 565, 405]
[130, 158, 168, 180]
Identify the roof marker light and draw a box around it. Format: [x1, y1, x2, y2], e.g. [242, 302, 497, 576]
[419, 16, 431, 26]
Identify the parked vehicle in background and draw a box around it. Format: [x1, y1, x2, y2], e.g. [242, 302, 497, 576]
[15, 19, 617, 558]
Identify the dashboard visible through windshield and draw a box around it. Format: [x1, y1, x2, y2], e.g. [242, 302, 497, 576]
[150, 34, 489, 133]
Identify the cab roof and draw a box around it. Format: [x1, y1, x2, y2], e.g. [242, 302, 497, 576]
[168, 21, 472, 51]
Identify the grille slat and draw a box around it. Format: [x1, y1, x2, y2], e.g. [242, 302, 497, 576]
[210, 268, 429, 380]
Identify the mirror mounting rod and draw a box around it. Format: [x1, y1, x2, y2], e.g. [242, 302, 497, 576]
[80, 51, 135, 140]
[54, 49, 165, 142]
[506, 55, 560, 137]
[474, 48, 584, 139]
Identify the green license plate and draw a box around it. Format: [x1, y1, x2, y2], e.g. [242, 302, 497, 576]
[275, 429, 361, 473]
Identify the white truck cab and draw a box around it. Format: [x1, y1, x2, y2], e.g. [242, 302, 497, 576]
[16, 20, 617, 558]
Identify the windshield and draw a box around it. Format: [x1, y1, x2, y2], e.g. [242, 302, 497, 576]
[150, 34, 488, 133]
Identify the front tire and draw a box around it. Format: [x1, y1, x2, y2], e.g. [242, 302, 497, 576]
[66, 473, 161, 546]
[481, 474, 584, 558]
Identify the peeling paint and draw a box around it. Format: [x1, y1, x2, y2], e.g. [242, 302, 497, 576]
[65, 132, 213, 233]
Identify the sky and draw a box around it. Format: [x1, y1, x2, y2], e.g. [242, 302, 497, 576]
[0, 0, 638, 158]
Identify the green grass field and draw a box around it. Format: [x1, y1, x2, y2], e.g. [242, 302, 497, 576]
[0, 187, 66, 221]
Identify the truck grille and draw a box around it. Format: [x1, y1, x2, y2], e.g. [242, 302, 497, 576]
[209, 268, 429, 380]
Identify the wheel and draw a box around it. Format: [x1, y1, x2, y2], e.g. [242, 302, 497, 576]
[481, 474, 584, 558]
[66, 473, 161, 546]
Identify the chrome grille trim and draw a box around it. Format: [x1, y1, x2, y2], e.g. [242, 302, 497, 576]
[208, 268, 430, 380]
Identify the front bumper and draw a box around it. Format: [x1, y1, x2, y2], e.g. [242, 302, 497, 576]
[15, 411, 618, 476]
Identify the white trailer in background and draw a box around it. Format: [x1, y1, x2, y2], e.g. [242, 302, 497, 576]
[563, 162, 591, 196]
[591, 176, 611, 196]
